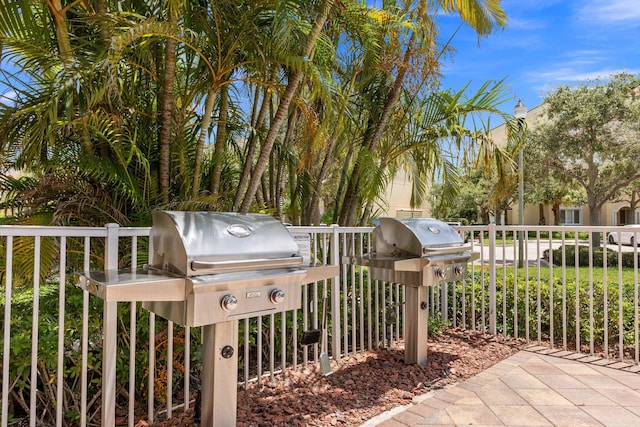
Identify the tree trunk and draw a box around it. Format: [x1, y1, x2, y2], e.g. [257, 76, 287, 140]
[48, 0, 94, 156]
[589, 202, 602, 247]
[308, 130, 339, 225]
[95, 0, 111, 48]
[278, 109, 299, 219]
[210, 83, 229, 195]
[552, 199, 561, 225]
[238, 0, 335, 213]
[629, 191, 640, 224]
[192, 86, 218, 198]
[332, 141, 356, 224]
[158, 8, 178, 203]
[338, 34, 414, 225]
[308, 75, 354, 224]
[233, 87, 271, 211]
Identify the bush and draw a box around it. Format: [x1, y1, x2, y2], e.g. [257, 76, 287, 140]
[544, 244, 640, 268]
[0, 282, 172, 426]
[462, 272, 637, 351]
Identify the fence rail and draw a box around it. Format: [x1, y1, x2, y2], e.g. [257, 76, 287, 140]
[1, 223, 639, 426]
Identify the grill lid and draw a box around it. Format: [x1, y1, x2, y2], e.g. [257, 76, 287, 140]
[373, 217, 464, 257]
[150, 211, 301, 276]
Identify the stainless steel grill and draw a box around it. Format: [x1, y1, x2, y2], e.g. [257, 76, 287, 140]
[345, 217, 478, 366]
[143, 211, 316, 327]
[77, 211, 337, 426]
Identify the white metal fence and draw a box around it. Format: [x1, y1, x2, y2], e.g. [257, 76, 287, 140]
[1, 223, 639, 426]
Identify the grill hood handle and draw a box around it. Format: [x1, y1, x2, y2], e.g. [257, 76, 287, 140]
[191, 256, 303, 272]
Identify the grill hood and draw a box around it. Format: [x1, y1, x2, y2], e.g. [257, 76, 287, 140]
[150, 211, 302, 276]
[373, 217, 464, 257]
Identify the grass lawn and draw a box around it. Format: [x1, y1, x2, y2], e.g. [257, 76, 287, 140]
[473, 265, 639, 285]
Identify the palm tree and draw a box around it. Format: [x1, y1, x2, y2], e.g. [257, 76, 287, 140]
[336, 0, 507, 225]
[0, 0, 515, 233]
[237, 0, 338, 213]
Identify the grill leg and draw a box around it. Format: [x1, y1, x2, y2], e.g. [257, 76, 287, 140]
[404, 286, 428, 367]
[200, 320, 239, 426]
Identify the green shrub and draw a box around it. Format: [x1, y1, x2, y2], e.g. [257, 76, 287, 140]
[544, 244, 640, 268]
[0, 282, 175, 426]
[459, 272, 637, 351]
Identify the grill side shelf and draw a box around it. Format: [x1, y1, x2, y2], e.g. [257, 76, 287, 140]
[76, 269, 186, 302]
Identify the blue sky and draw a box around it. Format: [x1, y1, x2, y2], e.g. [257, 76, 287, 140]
[436, 0, 640, 115]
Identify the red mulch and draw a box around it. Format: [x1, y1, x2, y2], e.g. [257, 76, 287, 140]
[135, 328, 526, 426]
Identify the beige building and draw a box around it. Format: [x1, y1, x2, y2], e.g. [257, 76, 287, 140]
[490, 103, 636, 226]
[380, 97, 637, 225]
[381, 169, 432, 218]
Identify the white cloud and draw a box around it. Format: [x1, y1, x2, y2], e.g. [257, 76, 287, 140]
[576, 0, 640, 26]
[527, 66, 640, 84]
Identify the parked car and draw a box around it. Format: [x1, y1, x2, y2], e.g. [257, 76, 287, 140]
[607, 224, 640, 246]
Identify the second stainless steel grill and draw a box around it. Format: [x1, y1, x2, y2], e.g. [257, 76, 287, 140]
[345, 217, 479, 366]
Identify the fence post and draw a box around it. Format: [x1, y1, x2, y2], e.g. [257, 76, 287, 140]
[331, 224, 341, 361]
[1, 236, 13, 427]
[489, 223, 497, 334]
[102, 223, 119, 426]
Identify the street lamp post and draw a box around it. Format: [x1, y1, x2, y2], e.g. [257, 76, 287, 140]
[514, 99, 527, 268]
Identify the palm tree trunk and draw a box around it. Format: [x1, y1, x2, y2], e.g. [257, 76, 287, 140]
[47, 0, 94, 156]
[238, 0, 335, 213]
[338, 34, 414, 225]
[210, 83, 229, 195]
[158, 8, 178, 203]
[308, 126, 340, 224]
[277, 109, 299, 218]
[95, 0, 111, 48]
[48, 0, 73, 63]
[233, 87, 271, 210]
[332, 141, 356, 224]
[193, 86, 218, 198]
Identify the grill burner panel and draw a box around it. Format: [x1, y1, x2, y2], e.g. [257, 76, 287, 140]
[143, 267, 306, 326]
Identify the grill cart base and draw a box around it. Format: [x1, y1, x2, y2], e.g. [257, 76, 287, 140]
[404, 286, 429, 366]
[201, 321, 239, 426]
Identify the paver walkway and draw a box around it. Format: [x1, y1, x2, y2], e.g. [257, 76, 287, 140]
[362, 347, 640, 426]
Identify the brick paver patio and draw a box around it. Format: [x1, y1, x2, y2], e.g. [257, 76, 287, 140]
[362, 347, 640, 426]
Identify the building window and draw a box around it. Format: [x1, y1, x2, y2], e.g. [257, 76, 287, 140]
[560, 208, 582, 225]
[396, 210, 422, 218]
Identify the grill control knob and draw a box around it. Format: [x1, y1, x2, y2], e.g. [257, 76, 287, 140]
[453, 265, 464, 276]
[221, 294, 238, 311]
[270, 289, 285, 304]
[434, 268, 446, 279]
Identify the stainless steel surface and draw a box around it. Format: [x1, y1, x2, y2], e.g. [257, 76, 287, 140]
[373, 217, 464, 256]
[344, 252, 478, 287]
[141, 265, 336, 327]
[200, 321, 238, 427]
[142, 268, 305, 327]
[150, 211, 301, 276]
[319, 297, 332, 375]
[404, 287, 429, 367]
[191, 256, 303, 272]
[77, 269, 185, 302]
[349, 217, 479, 287]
